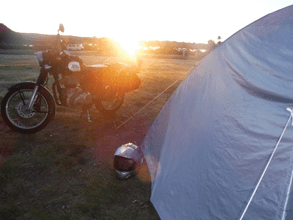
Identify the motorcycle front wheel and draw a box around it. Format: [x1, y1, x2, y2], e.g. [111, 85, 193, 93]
[1, 84, 55, 134]
[93, 90, 125, 116]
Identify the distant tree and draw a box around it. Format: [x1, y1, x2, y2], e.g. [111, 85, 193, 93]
[217, 36, 222, 45]
[207, 40, 216, 51]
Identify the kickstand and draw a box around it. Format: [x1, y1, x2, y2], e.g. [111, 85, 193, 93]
[87, 109, 92, 123]
[80, 106, 92, 123]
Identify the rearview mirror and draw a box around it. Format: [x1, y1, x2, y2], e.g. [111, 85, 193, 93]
[59, 24, 65, 33]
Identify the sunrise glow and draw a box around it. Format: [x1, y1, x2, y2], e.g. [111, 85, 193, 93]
[1, 0, 292, 45]
[117, 38, 140, 58]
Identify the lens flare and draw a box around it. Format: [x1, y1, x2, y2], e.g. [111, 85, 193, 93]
[118, 39, 140, 58]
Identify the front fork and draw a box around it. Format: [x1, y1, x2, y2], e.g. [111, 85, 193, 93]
[28, 67, 48, 110]
[28, 85, 39, 110]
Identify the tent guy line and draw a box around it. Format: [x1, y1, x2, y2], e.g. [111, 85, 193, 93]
[282, 150, 293, 220]
[240, 107, 292, 220]
[240, 108, 293, 219]
[115, 66, 195, 129]
[282, 108, 293, 220]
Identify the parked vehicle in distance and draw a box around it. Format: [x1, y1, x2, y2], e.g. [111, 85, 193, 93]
[67, 44, 84, 51]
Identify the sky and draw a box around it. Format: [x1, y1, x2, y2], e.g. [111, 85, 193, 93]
[2, 0, 293, 47]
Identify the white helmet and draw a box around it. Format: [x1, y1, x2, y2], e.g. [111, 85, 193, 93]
[114, 143, 143, 180]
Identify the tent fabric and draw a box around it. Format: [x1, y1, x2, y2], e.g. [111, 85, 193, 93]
[140, 5, 293, 220]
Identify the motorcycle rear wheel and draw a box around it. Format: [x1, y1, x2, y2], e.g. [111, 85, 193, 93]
[1, 84, 55, 134]
[93, 91, 124, 116]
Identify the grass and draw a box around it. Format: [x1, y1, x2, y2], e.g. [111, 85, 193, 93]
[0, 52, 198, 219]
[0, 141, 159, 220]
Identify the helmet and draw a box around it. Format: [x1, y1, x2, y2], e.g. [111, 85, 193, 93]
[114, 143, 143, 180]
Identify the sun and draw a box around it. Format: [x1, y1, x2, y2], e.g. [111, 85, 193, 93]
[117, 38, 140, 59]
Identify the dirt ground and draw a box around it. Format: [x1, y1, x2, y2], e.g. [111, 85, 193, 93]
[0, 52, 197, 164]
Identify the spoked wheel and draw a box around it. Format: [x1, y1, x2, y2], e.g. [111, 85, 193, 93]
[93, 88, 125, 116]
[1, 83, 55, 134]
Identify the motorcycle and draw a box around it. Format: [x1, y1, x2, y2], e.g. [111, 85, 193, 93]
[1, 24, 141, 134]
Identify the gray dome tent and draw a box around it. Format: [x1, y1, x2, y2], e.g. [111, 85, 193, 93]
[141, 5, 293, 220]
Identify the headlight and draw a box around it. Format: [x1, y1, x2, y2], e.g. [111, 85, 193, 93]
[68, 61, 81, 72]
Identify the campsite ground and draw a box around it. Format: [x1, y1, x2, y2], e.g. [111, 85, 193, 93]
[0, 51, 197, 219]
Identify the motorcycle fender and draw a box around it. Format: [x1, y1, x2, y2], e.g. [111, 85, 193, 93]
[8, 82, 53, 96]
